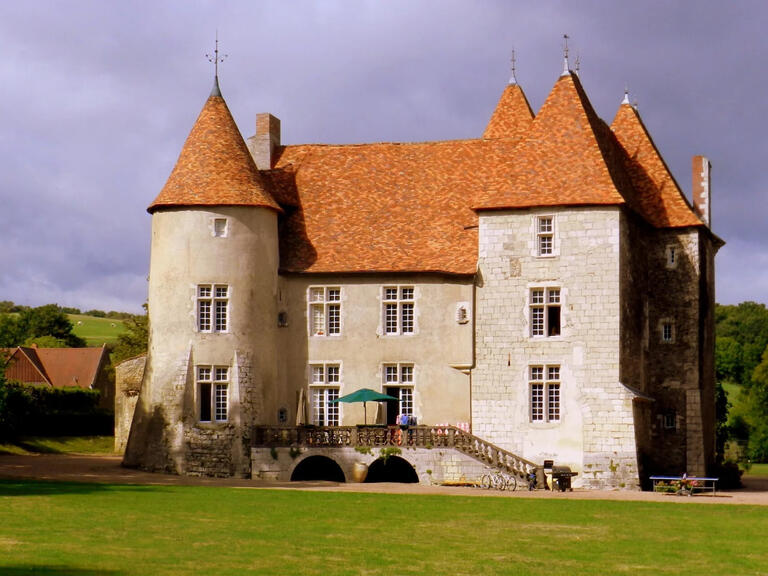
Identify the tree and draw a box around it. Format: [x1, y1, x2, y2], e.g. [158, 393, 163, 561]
[111, 305, 149, 364]
[745, 344, 768, 461]
[0, 304, 86, 348]
[0, 314, 24, 348]
[715, 302, 768, 388]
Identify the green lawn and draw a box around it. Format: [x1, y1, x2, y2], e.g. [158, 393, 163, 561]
[68, 314, 127, 346]
[745, 463, 768, 477]
[0, 436, 115, 456]
[0, 483, 766, 575]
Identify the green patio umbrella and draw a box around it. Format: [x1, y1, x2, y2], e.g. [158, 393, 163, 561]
[330, 388, 399, 425]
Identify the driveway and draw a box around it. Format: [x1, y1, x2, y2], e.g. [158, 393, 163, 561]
[1, 453, 766, 505]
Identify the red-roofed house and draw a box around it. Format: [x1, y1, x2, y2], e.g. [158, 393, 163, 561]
[4, 345, 113, 409]
[123, 62, 722, 489]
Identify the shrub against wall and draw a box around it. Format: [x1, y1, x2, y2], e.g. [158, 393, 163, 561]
[0, 382, 113, 440]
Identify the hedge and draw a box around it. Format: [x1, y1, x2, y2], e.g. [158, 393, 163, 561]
[0, 381, 113, 440]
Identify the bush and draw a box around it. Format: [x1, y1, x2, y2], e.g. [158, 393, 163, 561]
[0, 381, 112, 440]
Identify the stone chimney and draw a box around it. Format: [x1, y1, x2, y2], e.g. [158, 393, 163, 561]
[692, 156, 712, 227]
[247, 113, 281, 170]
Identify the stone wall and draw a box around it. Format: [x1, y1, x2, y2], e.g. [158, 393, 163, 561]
[252, 445, 492, 486]
[473, 207, 638, 488]
[114, 355, 146, 453]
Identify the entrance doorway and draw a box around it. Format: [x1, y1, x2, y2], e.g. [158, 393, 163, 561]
[385, 387, 400, 425]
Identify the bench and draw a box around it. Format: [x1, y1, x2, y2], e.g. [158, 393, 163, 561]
[650, 475, 719, 496]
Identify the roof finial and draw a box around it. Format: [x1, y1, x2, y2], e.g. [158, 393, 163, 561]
[509, 49, 517, 85]
[561, 34, 570, 76]
[574, 51, 580, 76]
[622, 84, 630, 105]
[206, 31, 228, 96]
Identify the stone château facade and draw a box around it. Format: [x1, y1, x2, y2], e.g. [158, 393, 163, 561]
[122, 60, 722, 488]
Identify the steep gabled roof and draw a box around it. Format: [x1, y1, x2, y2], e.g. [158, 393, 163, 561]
[474, 73, 632, 211]
[483, 83, 534, 140]
[148, 80, 281, 214]
[34, 347, 108, 389]
[4, 346, 108, 389]
[10, 347, 51, 384]
[611, 102, 704, 228]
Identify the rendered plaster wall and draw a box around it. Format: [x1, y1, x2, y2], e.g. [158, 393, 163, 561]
[124, 207, 279, 477]
[274, 275, 474, 428]
[114, 355, 146, 453]
[474, 207, 639, 489]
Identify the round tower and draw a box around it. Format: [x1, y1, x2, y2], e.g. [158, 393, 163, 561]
[124, 77, 282, 477]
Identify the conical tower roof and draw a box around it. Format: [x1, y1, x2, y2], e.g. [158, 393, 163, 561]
[148, 79, 281, 214]
[483, 83, 534, 140]
[475, 73, 632, 211]
[611, 100, 703, 228]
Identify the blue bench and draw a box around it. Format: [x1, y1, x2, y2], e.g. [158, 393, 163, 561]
[650, 475, 719, 496]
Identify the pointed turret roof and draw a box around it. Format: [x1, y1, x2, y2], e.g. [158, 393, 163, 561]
[475, 73, 632, 211]
[148, 79, 281, 214]
[611, 100, 703, 228]
[482, 83, 534, 140]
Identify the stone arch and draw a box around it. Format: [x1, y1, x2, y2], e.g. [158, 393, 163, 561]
[364, 456, 419, 483]
[290, 455, 346, 482]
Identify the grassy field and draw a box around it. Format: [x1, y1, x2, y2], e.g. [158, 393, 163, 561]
[0, 483, 766, 575]
[745, 463, 768, 477]
[0, 436, 115, 456]
[68, 314, 128, 346]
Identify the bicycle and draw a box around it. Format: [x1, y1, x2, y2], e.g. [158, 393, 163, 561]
[480, 470, 517, 491]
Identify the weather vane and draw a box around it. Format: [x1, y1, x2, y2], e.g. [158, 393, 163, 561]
[509, 49, 517, 85]
[206, 32, 228, 78]
[562, 34, 571, 76]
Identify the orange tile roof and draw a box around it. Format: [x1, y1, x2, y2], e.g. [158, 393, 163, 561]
[148, 87, 281, 214]
[483, 84, 534, 140]
[274, 138, 518, 274]
[610, 102, 704, 228]
[474, 74, 632, 211]
[151, 74, 706, 275]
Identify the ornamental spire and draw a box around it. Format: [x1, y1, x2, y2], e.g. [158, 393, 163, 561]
[561, 34, 570, 77]
[206, 32, 228, 96]
[509, 49, 517, 85]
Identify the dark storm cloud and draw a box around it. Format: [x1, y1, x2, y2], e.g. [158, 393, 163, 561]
[0, 0, 765, 312]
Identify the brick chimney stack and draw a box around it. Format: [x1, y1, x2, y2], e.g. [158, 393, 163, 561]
[248, 113, 281, 170]
[692, 156, 712, 228]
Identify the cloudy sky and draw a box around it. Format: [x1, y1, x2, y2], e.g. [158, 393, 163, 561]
[1, 1, 765, 314]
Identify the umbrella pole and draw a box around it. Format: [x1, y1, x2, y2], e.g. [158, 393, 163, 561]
[364, 401, 367, 425]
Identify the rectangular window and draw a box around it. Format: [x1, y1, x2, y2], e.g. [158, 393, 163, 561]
[308, 287, 341, 336]
[536, 216, 554, 256]
[529, 365, 561, 422]
[662, 322, 674, 343]
[213, 218, 228, 237]
[383, 363, 415, 419]
[309, 363, 341, 426]
[198, 285, 228, 332]
[198, 366, 228, 422]
[530, 288, 561, 337]
[383, 286, 415, 335]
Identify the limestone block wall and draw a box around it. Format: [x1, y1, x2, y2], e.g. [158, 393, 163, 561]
[644, 228, 704, 476]
[114, 355, 146, 453]
[252, 446, 490, 485]
[474, 207, 638, 488]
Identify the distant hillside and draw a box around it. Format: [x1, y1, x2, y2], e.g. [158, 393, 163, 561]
[68, 314, 128, 347]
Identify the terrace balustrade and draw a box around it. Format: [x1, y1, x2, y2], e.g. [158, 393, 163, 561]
[252, 424, 537, 480]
